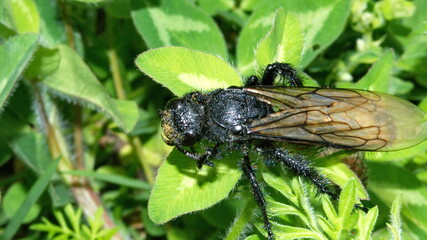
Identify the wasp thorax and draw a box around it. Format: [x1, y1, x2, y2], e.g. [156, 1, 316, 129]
[160, 97, 205, 147]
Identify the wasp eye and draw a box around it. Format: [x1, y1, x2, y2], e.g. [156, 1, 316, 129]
[166, 99, 183, 110]
[182, 130, 199, 146]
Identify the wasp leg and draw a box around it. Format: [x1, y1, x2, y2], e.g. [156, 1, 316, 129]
[245, 75, 260, 86]
[272, 149, 340, 200]
[176, 145, 219, 169]
[241, 148, 274, 240]
[261, 62, 303, 87]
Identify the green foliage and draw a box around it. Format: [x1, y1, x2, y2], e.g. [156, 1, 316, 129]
[30, 205, 118, 240]
[0, 0, 426, 239]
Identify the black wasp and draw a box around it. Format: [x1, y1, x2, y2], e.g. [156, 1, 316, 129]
[159, 62, 426, 239]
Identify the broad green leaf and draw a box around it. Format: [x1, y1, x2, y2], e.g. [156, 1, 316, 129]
[74, 0, 105, 2]
[2, 158, 59, 240]
[130, 0, 227, 58]
[4, 0, 40, 33]
[0, 33, 38, 111]
[33, 0, 66, 46]
[367, 161, 427, 237]
[316, 152, 368, 199]
[364, 140, 427, 162]
[141, 207, 166, 236]
[388, 77, 414, 96]
[42, 45, 138, 133]
[237, 0, 351, 76]
[148, 148, 241, 224]
[201, 199, 242, 229]
[9, 133, 52, 174]
[25, 47, 60, 79]
[398, 22, 427, 87]
[197, 0, 234, 16]
[105, 0, 131, 19]
[255, 9, 303, 70]
[336, 50, 394, 93]
[319, 160, 368, 198]
[0, 22, 15, 39]
[135, 47, 242, 96]
[2, 183, 41, 223]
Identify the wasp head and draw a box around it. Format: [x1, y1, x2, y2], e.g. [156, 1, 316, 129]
[160, 95, 206, 147]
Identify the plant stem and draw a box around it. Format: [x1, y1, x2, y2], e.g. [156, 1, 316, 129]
[106, 16, 154, 184]
[56, 3, 123, 239]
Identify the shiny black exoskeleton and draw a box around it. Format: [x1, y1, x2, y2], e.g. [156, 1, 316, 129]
[161, 88, 273, 146]
[160, 63, 344, 240]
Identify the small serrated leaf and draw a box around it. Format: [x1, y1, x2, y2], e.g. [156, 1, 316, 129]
[388, 195, 402, 240]
[321, 197, 338, 222]
[274, 224, 327, 240]
[255, 9, 303, 70]
[338, 178, 357, 220]
[356, 206, 379, 240]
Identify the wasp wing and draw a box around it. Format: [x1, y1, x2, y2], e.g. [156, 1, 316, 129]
[244, 86, 427, 151]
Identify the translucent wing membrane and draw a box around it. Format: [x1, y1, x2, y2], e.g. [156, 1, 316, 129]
[245, 86, 427, 151]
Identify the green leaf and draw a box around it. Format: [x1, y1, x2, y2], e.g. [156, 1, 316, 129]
[63, 170, 152, 190]
[4, 0, 40, 33]
[42, 45, 139, 133]
[135, 46, 242, 96]
[141, 207, 166, 236]
[148, 148, 241, 224]
[130, 0, 227, 58]
[364, 140, 427, 162]
[387, 195, 402, 240]
[0, 33, 39, 111]
[2, 183, 41, 224]
[337, 179, 356, 220]
[244, 235, 262, 240]
[273, 224, 327, 240]
[8, 133, 52, 174]
[237, 0, 351, 75]
[316, 152, 368, 199]
[33, 0, 66, 46]
[105, 0, 132, 19]
[197, 0, 234, 16]
[398, 21, 427, 87]
[255, 9, 303, 70]
[25, 47, 60, 79]
[262, 166, 298, 205]
[356, 206, 379, 240]
[376, 0, 415, 20]
[2, 158, 59, 240]
[336, 50, 395, 93]
[367, 161, 427, 237]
